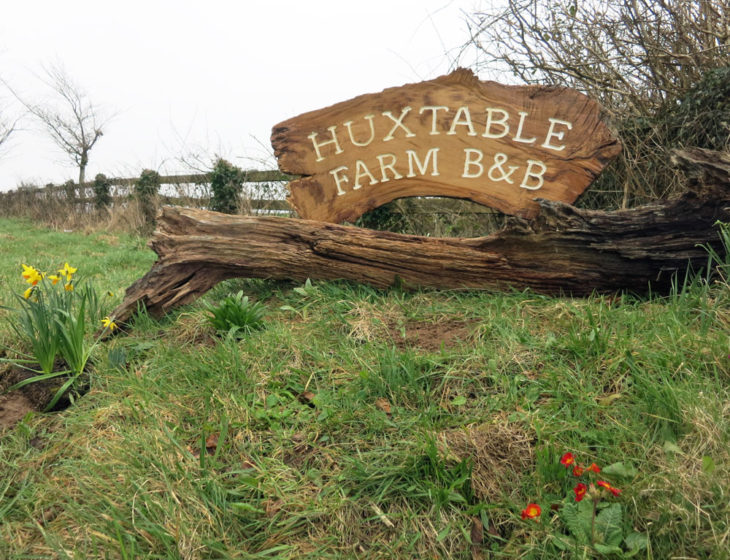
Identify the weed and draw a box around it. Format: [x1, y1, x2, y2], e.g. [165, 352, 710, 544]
[203, 290, 266, 338]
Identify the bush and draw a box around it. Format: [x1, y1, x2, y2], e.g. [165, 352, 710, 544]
[93, 173, 112, 209]
[134, 169, 161, 232]
[465, 0, 730, 209]
[63, 180, 77, 203]
[210, 159, 243, 214]
[673, 66, 730, 152]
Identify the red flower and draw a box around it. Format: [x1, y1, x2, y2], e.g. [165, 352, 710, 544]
[560, 452, 575, 467]
[521, 503, 541, 520]
[597, 480, 621, 496]
[586, 463, 601, 473]
[573, 483, 588, 502]
[572, 465, 585, 476]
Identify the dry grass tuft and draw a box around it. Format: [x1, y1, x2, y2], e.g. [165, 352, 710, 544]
[345, 301, 476, 352]
[345, 301, 404, 344]
[640, 397, 730, 552]
[169, 310, 216, 347]
[438, 420, 535, 502]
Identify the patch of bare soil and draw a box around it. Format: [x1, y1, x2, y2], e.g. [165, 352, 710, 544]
[0, 362, 83, 431]
[345, 303, 477, 352]
[0, 393, 34, 430]
[391, 318, 476, 352]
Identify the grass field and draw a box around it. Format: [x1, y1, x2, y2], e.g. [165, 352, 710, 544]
[1, 216, 729, 559]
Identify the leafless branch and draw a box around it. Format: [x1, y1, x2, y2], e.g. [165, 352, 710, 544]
[5, 63, 113, 184]
[460, 0, 730, 208]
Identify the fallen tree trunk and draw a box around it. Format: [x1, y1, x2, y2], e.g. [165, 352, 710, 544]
[111, 148, 730, 324]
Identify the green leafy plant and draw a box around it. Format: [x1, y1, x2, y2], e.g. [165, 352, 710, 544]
[521, 452, 647, 557]
[1, 262, 117, 410]
[204, 291, 266, 338]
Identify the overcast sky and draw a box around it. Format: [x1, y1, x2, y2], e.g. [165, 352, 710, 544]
[0, 0, 486, 191]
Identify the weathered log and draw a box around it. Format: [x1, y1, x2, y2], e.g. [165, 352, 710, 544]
[111, 148, 730, 324]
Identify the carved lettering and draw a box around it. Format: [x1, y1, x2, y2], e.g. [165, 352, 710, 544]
[542, 118, 573, 151]
[406, 148, 440, 178]
[343, 115, 376, 147]
[353, 160, 378, 190]
[419, 105, 449, 135]
[376, 153, 404, 182]
[447, 106, 477, 136]
[462, 149, 484, 178]
[483, 108, 510, 139]
[382, 107, 416, 141]
[520, 160, 547, 190]
[309, 126, 343, 162]
[330, 166, 350, 196]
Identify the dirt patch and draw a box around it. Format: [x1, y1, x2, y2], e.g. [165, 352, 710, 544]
[438, 421, 535, 501]
[0, 393, 34, 429]
[391, 318, 476, 352]
[345, 303, 476, 352]
[0, 362, 83, 431]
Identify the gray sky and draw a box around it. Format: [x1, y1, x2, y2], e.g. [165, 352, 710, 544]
[0, 0, 482, 191]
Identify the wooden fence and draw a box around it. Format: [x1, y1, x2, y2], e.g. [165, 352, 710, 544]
[0, 170, 294, 213]
[0, 169, 507, 236]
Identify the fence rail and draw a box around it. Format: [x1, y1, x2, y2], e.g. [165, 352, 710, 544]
[0, 170, 293, 211]
[0, 169, 506, 237]
[1, 170, 503, 214]
[2, 170, 292, 194]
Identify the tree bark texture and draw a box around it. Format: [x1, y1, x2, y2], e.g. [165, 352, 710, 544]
[111, 148, 730, 324]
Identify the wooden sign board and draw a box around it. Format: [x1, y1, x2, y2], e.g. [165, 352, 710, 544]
[272, 69, 621, 222]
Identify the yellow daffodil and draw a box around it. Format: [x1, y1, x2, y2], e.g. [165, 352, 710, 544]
[48, 274, 61, 285]
[21, 264, 43, 286]
[58, 262, 77, 280]
[64, 282, 74, 292]
[23, 286, 34, 299]
[101, 317, 118, 331]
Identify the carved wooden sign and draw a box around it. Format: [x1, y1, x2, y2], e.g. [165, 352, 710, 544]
[272, 69, 621, 222]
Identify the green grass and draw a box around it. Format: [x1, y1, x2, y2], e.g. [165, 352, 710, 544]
[1, 217, 729, 559]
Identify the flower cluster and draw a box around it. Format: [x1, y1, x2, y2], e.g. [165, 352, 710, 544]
[520, 451, 622, 520]
[21, 262, 76, 298]
[560, 452, 621, 502]
[18, 263, 115, 333]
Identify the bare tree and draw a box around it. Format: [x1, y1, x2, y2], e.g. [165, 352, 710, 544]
[7, 64, 111, 184]
[0, 89, 19, 156]
[460, 0, 730, 207]
[463, 0, 729, 116]
[0, 110, 16, 153]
